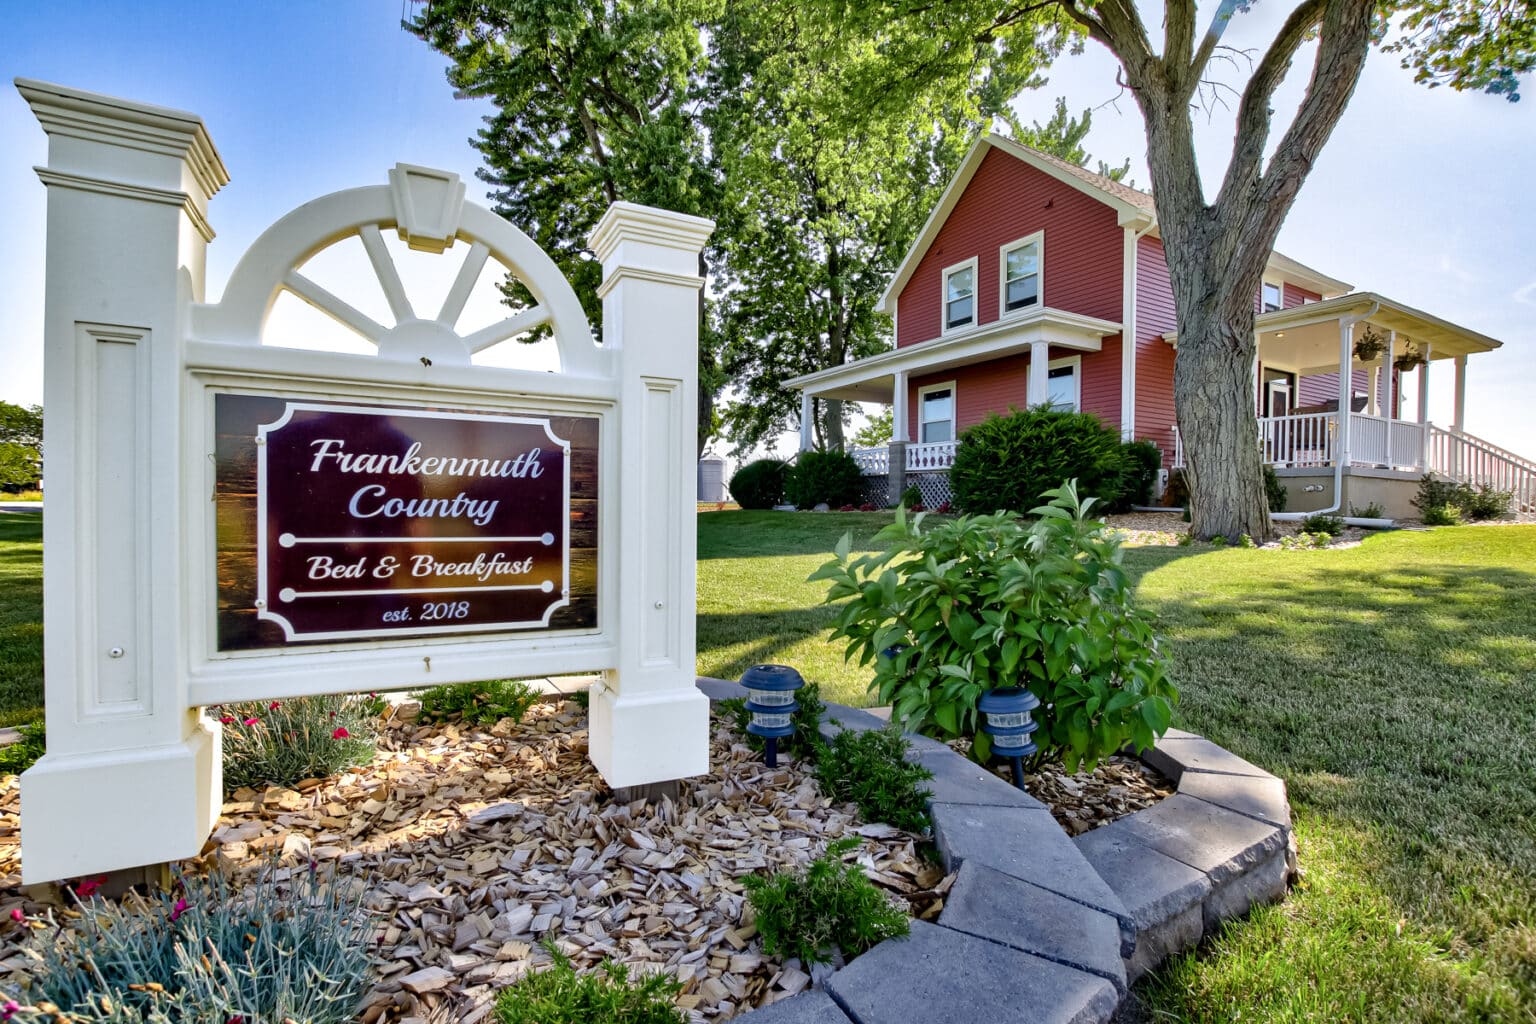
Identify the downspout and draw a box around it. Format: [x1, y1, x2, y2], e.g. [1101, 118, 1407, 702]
[1270, 300, 1379, 520]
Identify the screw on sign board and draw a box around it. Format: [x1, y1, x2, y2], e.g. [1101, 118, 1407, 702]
[213, 394, 600, 649]
[19, 77, 713, 885]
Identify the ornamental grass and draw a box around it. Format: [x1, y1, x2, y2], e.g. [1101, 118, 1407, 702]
[213, 693, 382, 793]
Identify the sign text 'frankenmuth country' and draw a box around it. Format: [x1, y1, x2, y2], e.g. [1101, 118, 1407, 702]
[254, 401, 575, 642]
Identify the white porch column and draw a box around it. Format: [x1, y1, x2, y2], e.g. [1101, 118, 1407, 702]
[1026, 340, 1050, 407]
[19, 81, 227, 883]
[799, 391, 815, 450]
[588, 202, 714, 791]
[1384, 331, 1396, 421]
[1368, 365, 1380, 416]
[1453, 354, 1467, 432]
[891, 370, 908, 443]
[1337, 320, 1354, 468]
[1419, 343, 1433, 470]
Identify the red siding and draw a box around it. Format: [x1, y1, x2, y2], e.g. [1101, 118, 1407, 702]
[1134, 236, 1179, 466]
[1298, 369, 1371, 408]
[902, 343, 1124, 439]
[1283, 283, 1321, 307]
[895, 149, 1123, 347]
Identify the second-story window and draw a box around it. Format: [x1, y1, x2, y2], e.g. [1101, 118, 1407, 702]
[1001, 233, 1043, 313]
[943, 259, 977, 332]
[1262, 281, 1282, 313]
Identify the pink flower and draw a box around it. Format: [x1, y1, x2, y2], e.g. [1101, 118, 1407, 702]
[329, 711, 336, 719]
[8, 909, 22, 923]
[331, 727, 350, 740]
[242, 717, 259, 726]
[219, 715, 235, 724]
[2, 999, 19, 1020]
[76, 876, 106, 898]
[170, 897, 190, 922]
[268, 701, 281, 711]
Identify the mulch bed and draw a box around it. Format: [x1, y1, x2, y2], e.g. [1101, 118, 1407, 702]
[0, 700, 1175, 1021]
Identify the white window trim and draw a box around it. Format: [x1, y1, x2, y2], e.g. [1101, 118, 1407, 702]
[998, 230, 1045, 319]
[1026, 354, 1082, 412]
[1261, 279, 1283, 314]
[916, 379, 958, 443]
[940, 257, 979, 336]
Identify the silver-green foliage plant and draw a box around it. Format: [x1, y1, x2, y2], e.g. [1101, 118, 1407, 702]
[11, 865, 374, 1023]
[811, 481, 1177, 772]
[215, 693, 379, 793]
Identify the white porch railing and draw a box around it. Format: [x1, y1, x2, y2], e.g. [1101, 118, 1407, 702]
[906, 440, 958, 471]
[1176, 413, 1430, 472]
[850, 446, 889, 475]
[1428, 426, 1536, 511]
[849, 441, 958, 475]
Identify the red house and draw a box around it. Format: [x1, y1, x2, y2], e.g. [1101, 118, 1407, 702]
[786, 134, 1532, 518]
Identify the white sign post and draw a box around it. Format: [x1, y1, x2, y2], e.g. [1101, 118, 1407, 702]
[17, 79, 713, 885]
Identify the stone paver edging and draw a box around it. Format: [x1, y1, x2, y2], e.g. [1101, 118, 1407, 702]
[696, 680, 1294, 1023]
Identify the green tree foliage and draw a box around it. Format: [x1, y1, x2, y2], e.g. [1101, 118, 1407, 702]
[0, 402, 42, 491]
[406, 1, 725, 454]
[1002, 97, 1131, 183]
[851, 408, 892, 450]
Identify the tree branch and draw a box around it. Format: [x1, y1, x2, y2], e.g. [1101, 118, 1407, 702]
[1187, 0, 1246, 94]
[1165, 0, 1197, 81]
[1213, 0, 1327, 212]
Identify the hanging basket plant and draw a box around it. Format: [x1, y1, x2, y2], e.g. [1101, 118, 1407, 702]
[1353, 326, 1387, 363]
[1394, 345, 1427, 373]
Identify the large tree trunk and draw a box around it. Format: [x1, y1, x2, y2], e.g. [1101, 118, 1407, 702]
[1172, 303, 1271, 542]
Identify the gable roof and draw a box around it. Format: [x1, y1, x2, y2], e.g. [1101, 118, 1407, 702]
[877, 132, 1349, 315]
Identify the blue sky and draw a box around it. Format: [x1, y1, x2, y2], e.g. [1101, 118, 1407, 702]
[3, 2, 1533, 456]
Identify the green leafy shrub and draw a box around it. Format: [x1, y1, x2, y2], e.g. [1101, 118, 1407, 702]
[785, 450, 865, 510]
[949, 407, 1129, 515]
[1114, 440, 1164, 511]
[216, 694, 379, 792]
[1466, 485, 1513, 520]
[719, 681, 826, 759]
[495, 941, 684, 1024]
[1421, 503, 1463, 526]
[1264, 465, 1288, 512]
[742, 838, 909, 965]
[1210, 534, 1228, 547]
[1300, 513, 1345, 536]
[1413, 474, 1511, 524]
[729, 458, 787, 510]
[1349, 501, 1386, 519]
[900, 484, 922, 509]
[1238, 533, 1257, 548]
[420, 678, 543, 726]
[812, 482, 1177, 772]
[14, 864, 374, 1023]
[0, 721, 45, 776]
[812, 726, 933, 832]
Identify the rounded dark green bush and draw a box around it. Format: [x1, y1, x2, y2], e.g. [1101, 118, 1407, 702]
[785, 450, 865, 509]
[950, 407, 1129, 515]
[1113, 440, 1164, 511]
[1264, 465, 1288, 512]
[729, 458, 787, 510]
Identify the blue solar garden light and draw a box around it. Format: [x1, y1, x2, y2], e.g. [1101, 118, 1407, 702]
[978, 687, 1041, 791]
[741, 664, 805, 769]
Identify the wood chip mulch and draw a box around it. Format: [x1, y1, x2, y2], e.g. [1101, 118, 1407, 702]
[0, 702, 951, 1023]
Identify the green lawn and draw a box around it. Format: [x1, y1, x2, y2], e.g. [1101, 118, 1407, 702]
[700, 511, 1536, 1023]
[0, 512, 43, 728]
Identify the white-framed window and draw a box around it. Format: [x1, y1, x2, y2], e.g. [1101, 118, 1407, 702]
[941, 258, 978, 333]
[999, 232, 1043, 315]
[1027, 355, 1081, 412]
[917, 381, 957, 443]
[1261, 281, 1283, 313]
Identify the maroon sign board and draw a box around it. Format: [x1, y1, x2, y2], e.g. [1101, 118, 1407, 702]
[212, 395, 599, 649]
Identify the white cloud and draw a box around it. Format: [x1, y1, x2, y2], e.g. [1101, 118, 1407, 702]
[1513, 280, 1536, 306]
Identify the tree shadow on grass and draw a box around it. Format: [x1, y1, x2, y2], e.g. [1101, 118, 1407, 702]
[697, 510, 897, 561]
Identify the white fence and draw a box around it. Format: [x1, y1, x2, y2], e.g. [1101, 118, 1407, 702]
[850, 441, 958, 475]
[1428, 426, 1536, 511]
